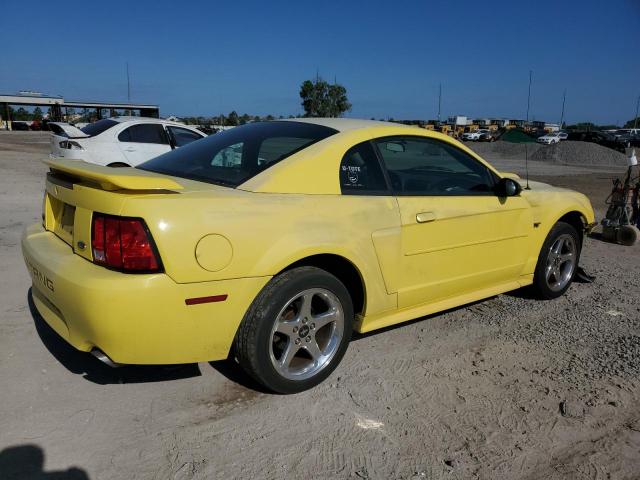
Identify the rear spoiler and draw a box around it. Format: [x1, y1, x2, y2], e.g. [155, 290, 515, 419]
[44, 159, 184, 192]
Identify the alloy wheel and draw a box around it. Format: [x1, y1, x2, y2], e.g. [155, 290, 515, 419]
[268, 288, 344, 381]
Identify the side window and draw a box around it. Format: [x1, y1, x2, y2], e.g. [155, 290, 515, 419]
[339, 141, 389, 194]
[211, 142, 243, 167]
[374, 136, 496, 196]
[118, 124, 168, 144]
[167, 126, 204, 147]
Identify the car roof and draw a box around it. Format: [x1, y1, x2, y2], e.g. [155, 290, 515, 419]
[110, 116, 191, 127]
[281, 117, 412, 133]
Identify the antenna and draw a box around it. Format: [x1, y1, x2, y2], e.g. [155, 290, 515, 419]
[524, 70, 532, 190]
[438, 83, 442, 123]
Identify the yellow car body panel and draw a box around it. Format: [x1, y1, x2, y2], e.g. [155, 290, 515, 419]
[23, 120, 595, 365]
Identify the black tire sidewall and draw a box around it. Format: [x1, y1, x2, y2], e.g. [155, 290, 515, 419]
[533, 222, 581, 299]
[238, 267, 353, 394]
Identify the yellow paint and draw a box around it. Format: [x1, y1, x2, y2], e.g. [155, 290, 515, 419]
[23, 123, 595, 364]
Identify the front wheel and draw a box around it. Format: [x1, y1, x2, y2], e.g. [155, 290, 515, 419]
[531, 222, 580, 299]
[234, 266, 353, 393]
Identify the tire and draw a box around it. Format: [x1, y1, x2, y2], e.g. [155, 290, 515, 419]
[617, 225, 639, 246]
[107, 162, 131, 168]
[532, 222, 580, 299]
[234, 266, 353, 393]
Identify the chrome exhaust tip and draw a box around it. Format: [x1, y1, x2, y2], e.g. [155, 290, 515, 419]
[91, 348, 122, 368]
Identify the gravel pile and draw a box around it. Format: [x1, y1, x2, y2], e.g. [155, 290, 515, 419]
[531, 141, 628, 167]
[466, 140, 628, 167]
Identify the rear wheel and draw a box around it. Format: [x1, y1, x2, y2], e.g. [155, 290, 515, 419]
[234, 266, 353, 393]
[532, 222, 580, 299]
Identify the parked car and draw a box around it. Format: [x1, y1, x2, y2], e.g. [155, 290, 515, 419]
[567, 130, 624, 152]
[22, 119, 595, 393]
[479, 130, 499, 142]
[49, 117, 207, 167]
[11, 121, 30, 131]
[462, 129, 490, 141]
[557, 131, 568, 140]
[537, 132, 562, 144]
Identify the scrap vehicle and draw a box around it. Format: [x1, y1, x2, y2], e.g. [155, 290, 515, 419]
[22, 118, 596, 393]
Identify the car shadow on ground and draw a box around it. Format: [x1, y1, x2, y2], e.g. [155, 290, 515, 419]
[0, 444, 89, 480]
[27, 289, 201, 385]
[209, 359, 273, 394]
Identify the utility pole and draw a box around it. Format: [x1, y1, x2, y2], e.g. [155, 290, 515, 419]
[126, 62, 131, 103]
[437, 83, 442, 123]
[126, 62, 131, 116]
[526, 70, 532, 127]
[634, 94, 639, 129]
[559, 89, 566, 129]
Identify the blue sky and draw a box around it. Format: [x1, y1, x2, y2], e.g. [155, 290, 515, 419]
[2, 0, 639, 124]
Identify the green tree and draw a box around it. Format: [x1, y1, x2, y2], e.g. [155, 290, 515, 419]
[33, 107, 43, 120]
[265, 114, 275, 121]
[226, 111, 239, 126]
[14, 107, 30, 120]
[624, 117, 639, 128]
[239, 113, 251, 125]
[299, 77, 351, 117]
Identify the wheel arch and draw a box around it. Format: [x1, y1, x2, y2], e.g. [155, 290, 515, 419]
[555, 210, 588, 246]
[277, 253, 367, 317]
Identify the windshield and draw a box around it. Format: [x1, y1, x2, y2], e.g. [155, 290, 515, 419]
[139, 121, 338, 187]
[80, 119, 118, 136]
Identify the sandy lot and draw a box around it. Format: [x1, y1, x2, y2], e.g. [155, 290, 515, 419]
[1, 131, 639, 479]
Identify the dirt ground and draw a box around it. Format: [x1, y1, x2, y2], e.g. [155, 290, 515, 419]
[1, 131, 639, 480]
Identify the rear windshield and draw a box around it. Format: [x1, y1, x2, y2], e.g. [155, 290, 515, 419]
[80, 119, 118, 136]
[139, 121, 338, 187]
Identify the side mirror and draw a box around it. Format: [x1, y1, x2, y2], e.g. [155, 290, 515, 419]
[495, 177, 522, 197]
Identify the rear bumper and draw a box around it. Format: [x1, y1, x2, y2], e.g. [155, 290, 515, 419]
[22, 223, 270, 364]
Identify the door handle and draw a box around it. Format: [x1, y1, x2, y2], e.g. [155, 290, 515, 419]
[416, 212, 436, 223]
[124, 148, 136, 152]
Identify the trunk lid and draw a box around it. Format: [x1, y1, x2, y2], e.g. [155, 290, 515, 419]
[48, 122, 89, 138]
[43, 159, 189, 262]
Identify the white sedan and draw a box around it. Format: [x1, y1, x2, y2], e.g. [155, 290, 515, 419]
[462, 129, 490, 141]
[536, 132, 562, 145]
[49, 117, 207, 167]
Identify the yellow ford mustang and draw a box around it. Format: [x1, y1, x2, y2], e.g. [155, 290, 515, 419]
[22, 119, 595, 393]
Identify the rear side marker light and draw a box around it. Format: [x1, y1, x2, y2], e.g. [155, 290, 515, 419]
[185, 295, 228, 305]
[91, 213, 161, 272]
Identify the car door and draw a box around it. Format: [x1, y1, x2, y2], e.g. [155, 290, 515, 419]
[166, 126, 206, 148]
[373, 135, 533, 309]
[117, 123, 172, 165]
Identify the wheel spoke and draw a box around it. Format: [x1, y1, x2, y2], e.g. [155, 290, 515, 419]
[304, 339, 322, 361]
[545, 264, 554, 281]
[552, 238, 564, 254]
[559, 252, 574, 263]
[312, 308, 338, 330]
[279, 341, 299, 368]
[297, 292, 314, 321]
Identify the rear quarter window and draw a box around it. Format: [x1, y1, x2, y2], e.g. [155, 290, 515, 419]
[80, 119, 118, 136]
[139, 121, 337, 187]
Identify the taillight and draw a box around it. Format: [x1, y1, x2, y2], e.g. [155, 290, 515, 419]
[91, 213, 161, 272]
[59, 140, 84, 150]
